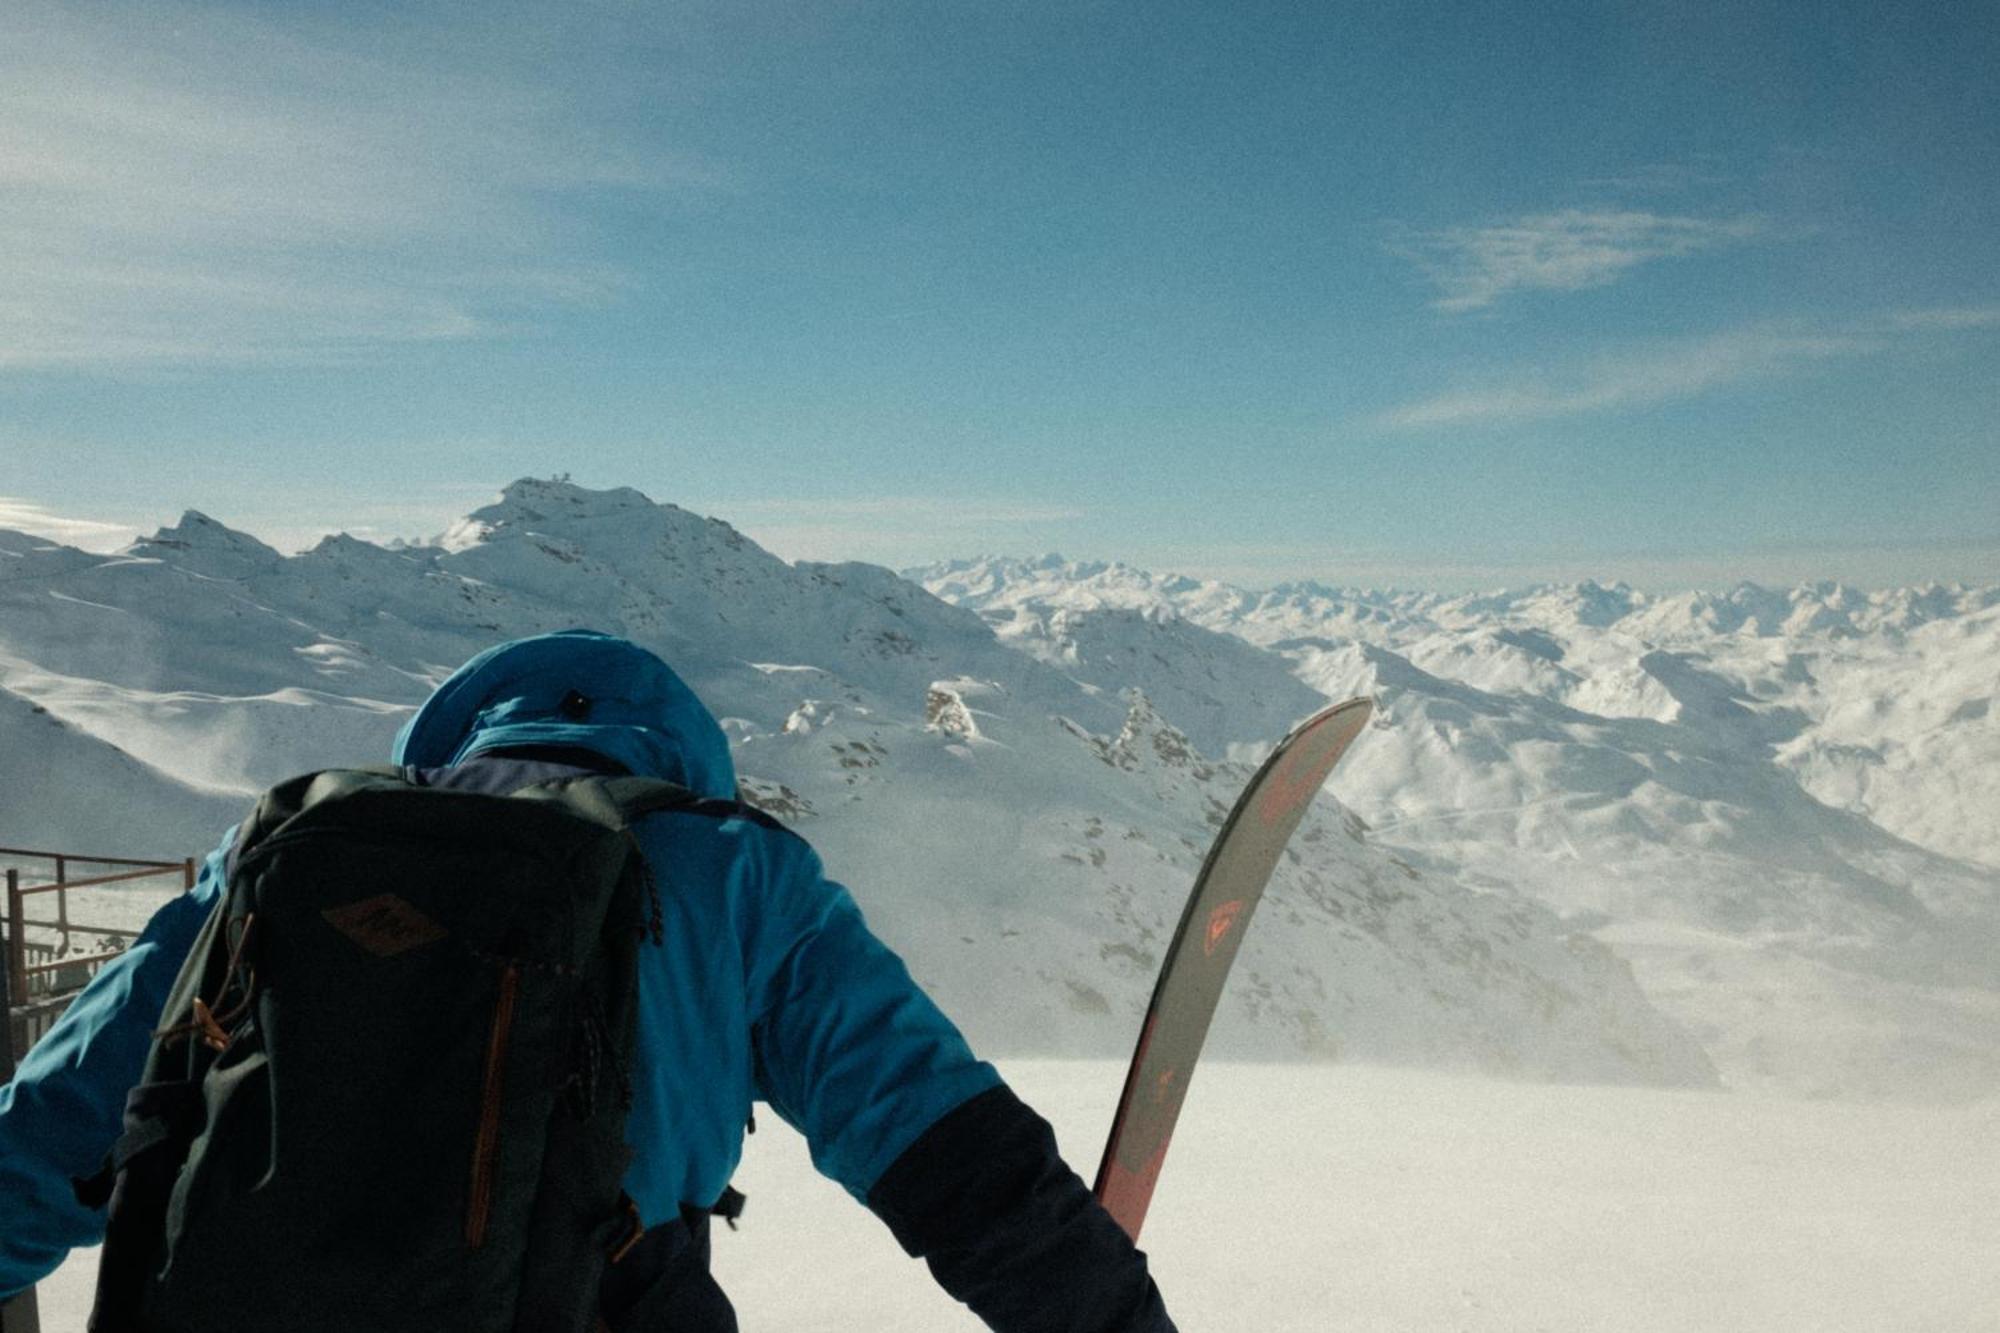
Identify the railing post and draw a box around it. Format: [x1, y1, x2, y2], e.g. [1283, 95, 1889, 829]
[5, 870, 24, 1010]
[1, 881, 17, 1083]
[184, 857, 197, 892]
[0, 865, 42, 1333]
[54, 855, 69, 955]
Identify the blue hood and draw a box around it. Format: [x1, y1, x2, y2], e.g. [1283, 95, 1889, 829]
[392, 630, 737, 801]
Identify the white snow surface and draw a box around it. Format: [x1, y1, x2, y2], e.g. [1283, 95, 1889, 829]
[39, 1061, 2000, 1332]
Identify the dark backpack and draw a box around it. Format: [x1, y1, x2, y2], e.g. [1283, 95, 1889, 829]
[78, 768, 697, 1333]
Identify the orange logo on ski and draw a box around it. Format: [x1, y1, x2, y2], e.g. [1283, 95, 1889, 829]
[1205, 900, 1244, 955]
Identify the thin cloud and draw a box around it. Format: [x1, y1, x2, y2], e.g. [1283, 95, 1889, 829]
[0, 7, 710, 370]
[1380, 327, 1865, 429]
[0, 498, 142, 552]
[1375, 303, 1997, 430]
[1887, 306, 2000, 332]
[1392, 209, 1765, 313]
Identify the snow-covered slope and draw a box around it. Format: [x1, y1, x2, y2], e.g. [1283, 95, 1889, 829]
[0, 481, 1707, 1088]
[960, 601, 1331, 760]
[0, 680, 245, 859]
[916, 558, 2000, 870]
[912, 556, 2000, 1100]
[745, 689, 1709, 1082]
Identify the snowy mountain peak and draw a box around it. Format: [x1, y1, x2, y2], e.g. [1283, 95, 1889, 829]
[299, 532, 437, 580]
[493, 476, 660, 518]
[142, 509, 272, 548]
[432, 479, 769, 573]
[127, 510, 283, 577]
[429, 479, 673, 550]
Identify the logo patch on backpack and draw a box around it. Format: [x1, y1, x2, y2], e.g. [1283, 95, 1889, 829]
[323, 894, 449, 957]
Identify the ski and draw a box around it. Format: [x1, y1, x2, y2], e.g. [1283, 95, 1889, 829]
[1093, 696, 1374, 1240]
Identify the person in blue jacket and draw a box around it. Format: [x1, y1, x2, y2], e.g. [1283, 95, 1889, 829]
[0, 630, 1175, 1331]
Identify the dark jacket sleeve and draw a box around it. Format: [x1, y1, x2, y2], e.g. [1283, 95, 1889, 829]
[867, 1084, 1177, 1333]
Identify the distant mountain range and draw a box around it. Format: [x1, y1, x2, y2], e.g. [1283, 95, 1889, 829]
[911, 555, 2000, 1099]
[6, 480, 1995, 1099]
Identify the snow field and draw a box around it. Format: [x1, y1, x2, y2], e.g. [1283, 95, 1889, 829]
[710, 1061, 2000, 1332]
[37, 1064, 1996, 1330]
[730, 1058, 1998, 1331]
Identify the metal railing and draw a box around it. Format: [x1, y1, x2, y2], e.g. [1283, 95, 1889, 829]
[3, 847, 195, 1067]
[1, 847, 194, 1333]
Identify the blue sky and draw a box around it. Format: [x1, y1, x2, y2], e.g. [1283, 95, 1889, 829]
[2, 0, 1995, 589]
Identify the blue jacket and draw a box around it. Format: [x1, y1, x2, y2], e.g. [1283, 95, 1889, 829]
[1, 631, 1172, 1331]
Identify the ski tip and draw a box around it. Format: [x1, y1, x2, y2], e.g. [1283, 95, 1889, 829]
[1288, 695, 1373, 743]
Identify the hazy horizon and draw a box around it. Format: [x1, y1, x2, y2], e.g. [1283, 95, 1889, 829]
[4, 481, 1997, 596]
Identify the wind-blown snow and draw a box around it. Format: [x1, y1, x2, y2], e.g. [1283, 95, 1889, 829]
[2, 480, 1706, 1091]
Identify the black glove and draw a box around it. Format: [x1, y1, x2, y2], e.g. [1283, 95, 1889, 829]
[868, 1084, 1177, 1333]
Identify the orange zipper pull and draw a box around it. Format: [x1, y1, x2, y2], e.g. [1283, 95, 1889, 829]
[192, 997, 233, 1052]
[608, 1197, 646, 1265]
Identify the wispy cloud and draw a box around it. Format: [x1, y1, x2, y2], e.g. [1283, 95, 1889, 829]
[1376, 306, 1993, 430]
[1886, 306, 2000, 332]
[1391, 209, 1765, 312]
[0, 7, 712, 370]
[0, 497, 142, 552]
[1379, 326, 1866, 429]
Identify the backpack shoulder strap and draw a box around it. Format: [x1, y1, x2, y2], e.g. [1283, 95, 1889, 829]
[595, 776, 705, 824]
[597, 780, 802, 839]
[504, 774, 701, 833]
[548, 772, 796, 836]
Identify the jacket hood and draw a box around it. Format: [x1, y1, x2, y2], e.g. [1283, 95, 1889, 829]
[392, 630, 737, 800]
